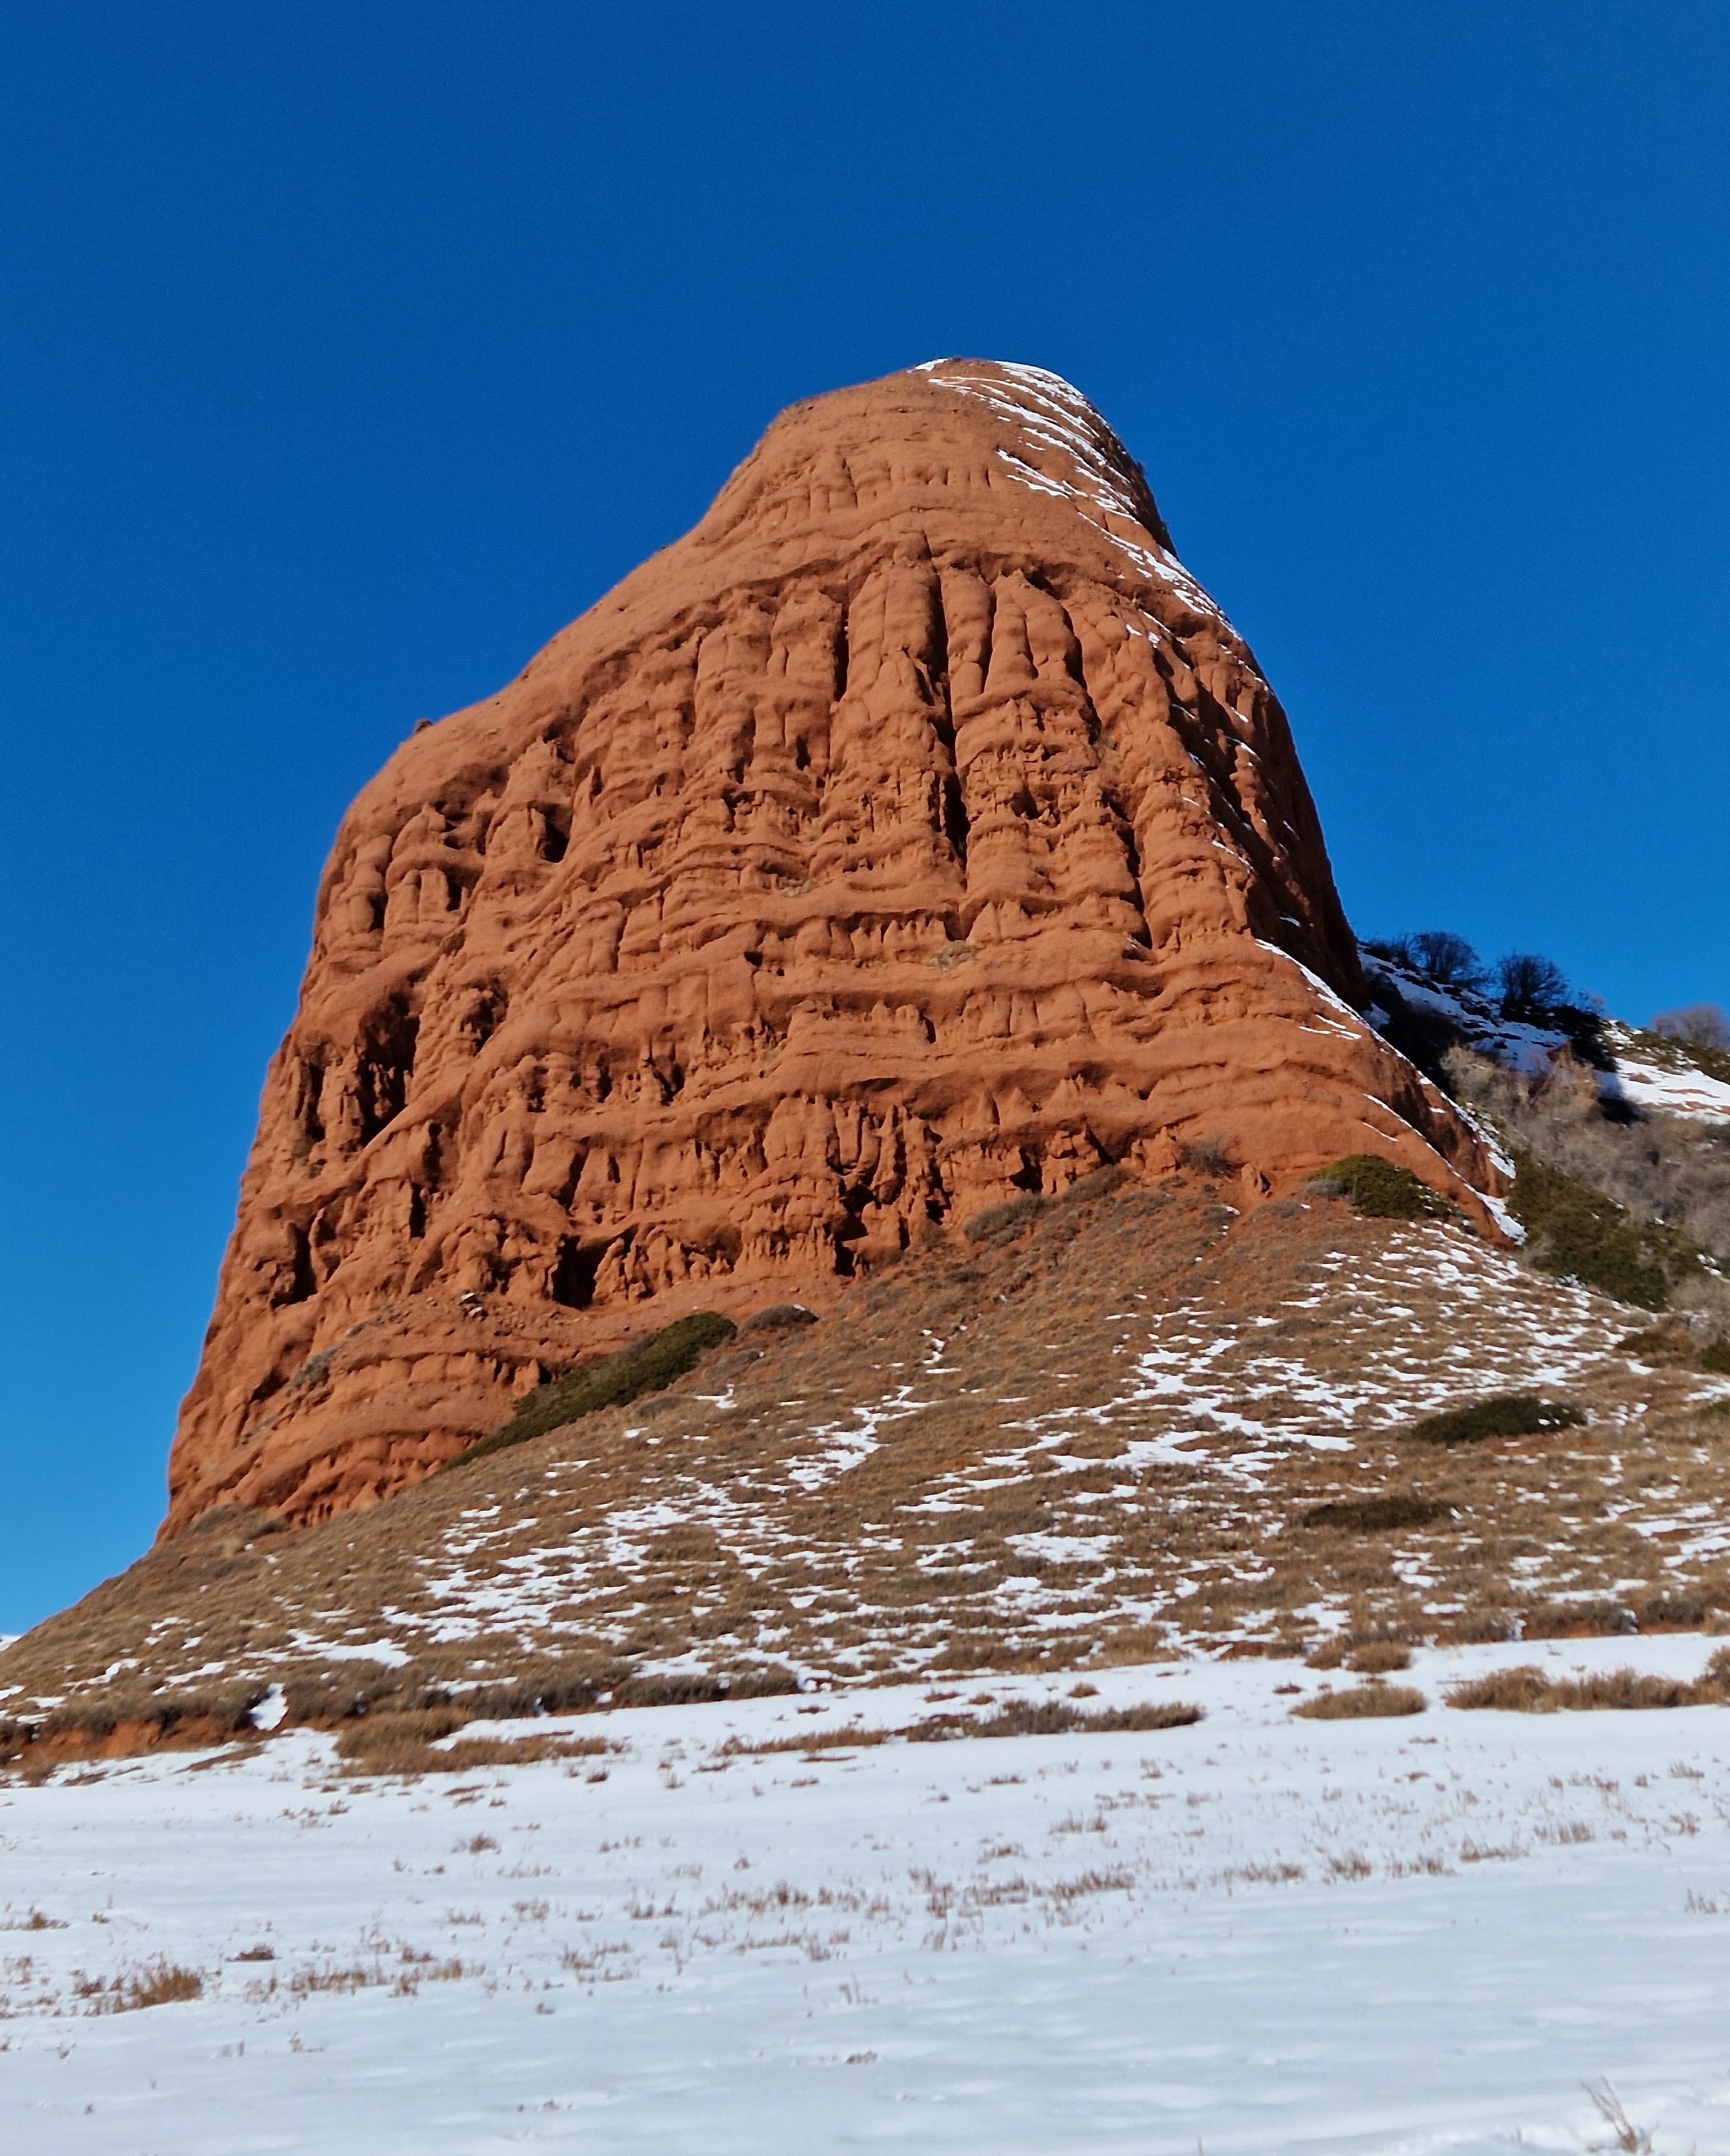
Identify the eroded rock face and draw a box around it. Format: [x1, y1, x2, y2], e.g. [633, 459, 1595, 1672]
[165, 360, 1502, 1534]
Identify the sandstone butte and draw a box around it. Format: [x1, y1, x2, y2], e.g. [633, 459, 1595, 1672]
[164, 360, 1505, 1538]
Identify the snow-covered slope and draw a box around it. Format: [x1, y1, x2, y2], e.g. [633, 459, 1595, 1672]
[1602, 1024, 1730, 1122]
[1360, 948, 1579, 1076]
[9, 1190, 1728, 1731]
[1359, 948, 1730, 1126]
[5, 1642, 1730, 2154]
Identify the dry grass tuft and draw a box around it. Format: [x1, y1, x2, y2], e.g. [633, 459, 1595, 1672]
[1346, 1641, 1413, 1673]
[334, 1710, 613, 1778]
[905, 1698, 1203, 1742]
[724, 1725, 890, 1758]
[1292, 1683, 1427, 1720]
[79, 1958, 206, 2012]
[1584, 2076, 1656, 2153]
[1, 1906, 67, 1931]
[1447, 1652, 1730, 1713]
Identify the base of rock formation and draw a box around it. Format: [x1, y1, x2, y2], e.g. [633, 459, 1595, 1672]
[10, 1178, 1726, 1754]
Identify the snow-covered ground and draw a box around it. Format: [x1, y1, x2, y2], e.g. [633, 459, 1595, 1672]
[6, 1638, 1730, 2153]
[1605, 1047, 1730, 1124]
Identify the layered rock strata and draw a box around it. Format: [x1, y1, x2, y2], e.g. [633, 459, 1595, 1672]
[166, 359, 1502, 1534]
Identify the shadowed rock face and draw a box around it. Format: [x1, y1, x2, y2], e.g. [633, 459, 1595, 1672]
[164, 360, 1501, 1535]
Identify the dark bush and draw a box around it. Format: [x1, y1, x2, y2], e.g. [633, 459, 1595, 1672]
[1302, 1494, 1452, 1533]
[1506, 1151, 1690, 1310]
[1370, 989, 1468, 1092]
[1520, 1599, 1637, 1639]
[1406, 1394, 1585, 1447]
[1310, 1154, 1451, 1220]
[1547, 1002, 1613, 1070]
[610, 1667, 799, 1710]
[1699, 1341, 1730, 1376]
[1639, 1590, 1716, 1630]
[449, 1310, 738, 1471]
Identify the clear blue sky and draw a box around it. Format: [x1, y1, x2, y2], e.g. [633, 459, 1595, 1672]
[3, 2, 1725, 1631]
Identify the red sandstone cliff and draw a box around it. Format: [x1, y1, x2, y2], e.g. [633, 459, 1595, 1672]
[164, 360, 1503, 1535]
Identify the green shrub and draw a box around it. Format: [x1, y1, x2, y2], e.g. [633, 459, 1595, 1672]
[1506, 1151, 1697, 1310]
[1301, 1494, 1451, 1534]
[448, 1310, 737, 1471]
[1310, 1154, 1451, 1220]
[1406, 1394, 1585, 1447]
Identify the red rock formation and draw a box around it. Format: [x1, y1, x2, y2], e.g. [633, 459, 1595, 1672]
[164, 360, 1503, 1535]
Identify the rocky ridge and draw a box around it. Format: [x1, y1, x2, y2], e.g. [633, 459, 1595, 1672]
[166, 359, 1502, 1538]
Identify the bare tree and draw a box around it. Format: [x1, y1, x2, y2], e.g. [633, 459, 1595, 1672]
[1652, 1004, 1730, 1051]
[1406, 930, 1484, 990]
[1496, 951, 1568, 1022]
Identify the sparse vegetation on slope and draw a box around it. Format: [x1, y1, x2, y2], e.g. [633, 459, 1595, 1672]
[1505, 1150, 1696, 1311]
[10, 1184, 1730, 1757]
[335, 1710, 614, 1778]
[1446, 1049, 1730, 1312]
[1360, 933, 1610, 1081]
[1310, 1155, 1451, 1220]
[1644, 1005, 1730, 1071]
[450, 1310, 738, 1470]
